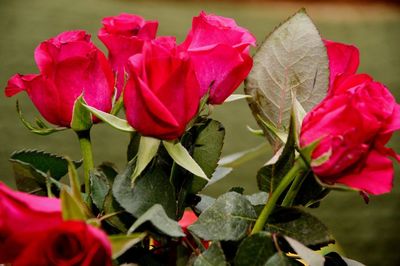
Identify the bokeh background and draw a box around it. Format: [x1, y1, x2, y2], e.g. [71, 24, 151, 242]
[0, 0, 399, 265]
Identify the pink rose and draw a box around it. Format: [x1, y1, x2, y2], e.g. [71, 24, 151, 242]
[5, 30, 115, 128]
[324, 39, 359, 88]
[300, 41, 400, 195]
[180, 11, 256, 104]
[99, 13, 158, 97]
[124, 37, 201, 140]
[0, 183, 62, 263]
[13, 221, 112, 266]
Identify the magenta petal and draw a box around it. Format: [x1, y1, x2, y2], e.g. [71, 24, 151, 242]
[336, 150, 394, 195]
[324, 39, 360, 87]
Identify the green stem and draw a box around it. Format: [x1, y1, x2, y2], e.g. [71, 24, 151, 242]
[251, 158, 306, 234]
[281, 170, 308, 207]
[77, 130, 94, 200]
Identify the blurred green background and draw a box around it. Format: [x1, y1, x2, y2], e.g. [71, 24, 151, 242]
[0, 0, 399, 265]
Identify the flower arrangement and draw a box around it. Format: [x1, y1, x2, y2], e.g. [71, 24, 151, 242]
[1, 9, 398, 266]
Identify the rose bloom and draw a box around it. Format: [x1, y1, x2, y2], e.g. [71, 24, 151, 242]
[0, 183, 112, 265]
[300, 40, 400, 195]
[13, 221, 112, 266]
[0, 183, 62, 263]
[124, 37, 201, 140]
[99, 13, 158, 97]
[180, 11, 256, 104]
[5, 30, 115, 127]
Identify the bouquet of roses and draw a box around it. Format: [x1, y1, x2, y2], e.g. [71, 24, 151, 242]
[1, 9, 398, 266]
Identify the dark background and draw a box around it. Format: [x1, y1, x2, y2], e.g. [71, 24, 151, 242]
[0, 0, 399, 265]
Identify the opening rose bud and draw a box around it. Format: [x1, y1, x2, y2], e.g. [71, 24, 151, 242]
[4, 30, 115, 128]
[99, 13, 158, 97]
[124, 37, 201, 140]
[300, 40, 400, 195]
[179, 11, 256, 104]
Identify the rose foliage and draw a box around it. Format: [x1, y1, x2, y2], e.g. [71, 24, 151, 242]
[1, 9, 398, 266]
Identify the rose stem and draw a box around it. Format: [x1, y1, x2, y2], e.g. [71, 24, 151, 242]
[251, 158, 306, 234]
[281, 169, 309, 207]
[77, 130, 95, 206]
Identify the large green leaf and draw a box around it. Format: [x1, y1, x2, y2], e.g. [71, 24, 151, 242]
[266, 207, 334, 247]
[9, 150, 82, 194]
[234, 232, 276, 266]
[127, 204, 184, 237]
[193, 242, 227, 266]
[245, 9, 329, 148]
[113, 160, 176, 219]
[189, 192, 257, 241]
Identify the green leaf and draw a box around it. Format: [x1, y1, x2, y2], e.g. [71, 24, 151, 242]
[90, 169, 110, 211]
[194, 242, 227, 266]
[245, 192, 268, 206]
[189, 192, 257, 241]
[10, 150, 82, 180]
[267, 207, 334, 247]
[189, 119, 225, 193]
[15, 100, 67, 135]
[194, 194, 216, 213]
[224, 94, 252, 103]
[219, 142, 270, 169]
[245, 9, 329, 148]
[9, 150, 82, 194]
[283, 236, 325, 266]
[60, 188, 86, 221]
[131, 136, 160, 183]
[66, 158, 84, 205]
[234, 232, 276, 266]
[71, 96, 93, 131]
[127, 204, 184, 237]
[109, 233, 147, 259]
[265, 252, 301, 266]
[293, 172, 330, 208]
[83, 103, 135, 132]
[113, 161, 176, 219]
[163, 141, 208, 180]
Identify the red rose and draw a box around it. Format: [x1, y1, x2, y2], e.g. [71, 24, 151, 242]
[13, 221, 112, 266]
[300, 41, 400, 195]
[0, 183, 62, 263]
[99, 13, 158, 97]
[179, 11, 256, 104]
[5, 30, 115, 127]
[124, 37, 201, 140]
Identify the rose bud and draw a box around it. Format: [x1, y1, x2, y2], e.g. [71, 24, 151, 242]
[99, 13, 158, 97]
[124, 37, 201, 140]
[300, 41, 400, 195]
[13, 221, 112, 266]
[179, 11, 256, 104]
[5, 30, 115, 128]
[0, 183, 62, 263]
